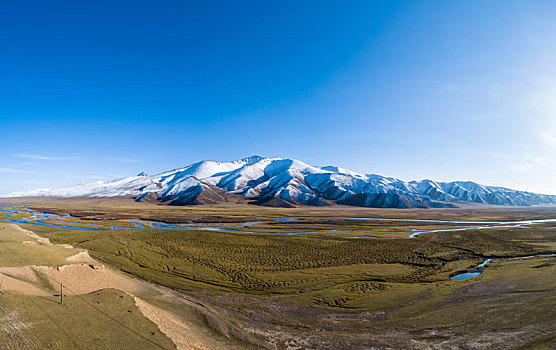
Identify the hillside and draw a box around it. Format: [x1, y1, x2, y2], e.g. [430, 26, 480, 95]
[3, 156, 556, 208]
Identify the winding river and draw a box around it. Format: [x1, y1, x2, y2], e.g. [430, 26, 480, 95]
[2, 206, 555, 282]
[1, 206, 556, 239]
[451, 254, 556, 281]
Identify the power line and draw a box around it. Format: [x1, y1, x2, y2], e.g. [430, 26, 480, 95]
[56, 280, 169, 350]
[2, 243, 83, 349]
[1, 226, 170, 350]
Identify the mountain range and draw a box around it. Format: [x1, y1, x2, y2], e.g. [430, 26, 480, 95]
[3, 156, 556, 208]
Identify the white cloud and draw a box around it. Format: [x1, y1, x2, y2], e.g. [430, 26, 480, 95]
[78, 175, 108, 180]
[492, 153, 545, 174]
[0, 168, 28, 173]
[104, 157, 141, 163]
[104, 173, 126, 179]
[509, 157, 543, 173]
[19, 179, 47, 185]
[13, 153, 77, 161]
[539, 130, 556, 148]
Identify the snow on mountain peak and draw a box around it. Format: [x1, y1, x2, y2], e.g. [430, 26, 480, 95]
[240, 155, 265, 164]
[2, 156, 555, 208]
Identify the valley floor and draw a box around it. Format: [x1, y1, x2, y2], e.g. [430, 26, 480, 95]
[0, 198, 555, 349]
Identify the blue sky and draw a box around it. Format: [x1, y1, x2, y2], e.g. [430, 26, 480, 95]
[1, 1, 556, 194]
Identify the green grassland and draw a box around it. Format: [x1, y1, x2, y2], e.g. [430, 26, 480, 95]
[0, 223, 178, 349]
[0, 222, 260, 350]
[40, 218, 136, 229]
[0, 289, 175, 349]
[2, 211, 35, 221]
[21, 223, 554, 296]
[5, 196, 556, 222]
[0, 224, 79, 267]
[230, 221, 472, 237]
[2, 200, 556, 349]
[16, 216, 556, 348]
[46, 216, 139, 228]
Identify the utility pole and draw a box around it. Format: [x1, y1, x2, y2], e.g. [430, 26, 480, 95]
[60, 283, 63, 304]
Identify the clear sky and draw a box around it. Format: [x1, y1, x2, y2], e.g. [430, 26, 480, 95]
[1, 1, 556, 195]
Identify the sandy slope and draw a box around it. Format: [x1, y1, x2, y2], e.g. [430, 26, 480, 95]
[65, 250, 96, 263]
[134, 296, 213, 350]
[0, 272, 49, 296]
[13, 224, 54, 246]
[0, 223, 240, 350]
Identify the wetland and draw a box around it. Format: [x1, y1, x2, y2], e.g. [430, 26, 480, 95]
[0, 198, 555, 349]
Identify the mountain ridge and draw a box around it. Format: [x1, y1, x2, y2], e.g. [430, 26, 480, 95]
[3, 156, 556, 209]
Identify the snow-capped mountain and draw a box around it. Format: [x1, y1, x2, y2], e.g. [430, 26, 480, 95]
[3, 156, 556, 208]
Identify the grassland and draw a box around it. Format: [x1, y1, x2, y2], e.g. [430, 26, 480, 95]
[0, 221, 263, 349]
[0, 223, 177, 348]
[23, 223, 554, 297]
[1, 199, 555, 349]
[0, 289, 175, 349]
[4, 196, 556, 222]
[44, 216, 139, 228]
[0, 224, 79, 267]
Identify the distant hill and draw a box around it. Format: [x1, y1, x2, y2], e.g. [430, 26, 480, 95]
[3, 156, 556, 208]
